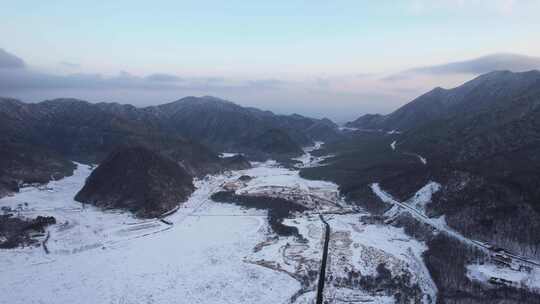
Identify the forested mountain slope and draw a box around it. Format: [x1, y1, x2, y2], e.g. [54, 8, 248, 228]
[304, 70, 540, 259]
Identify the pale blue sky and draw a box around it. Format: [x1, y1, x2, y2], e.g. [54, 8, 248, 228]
[1, 1, 540, 121]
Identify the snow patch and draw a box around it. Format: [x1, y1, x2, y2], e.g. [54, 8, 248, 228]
[416, 154, 427, 165]
[371, 182, 480, 248]
[406, 181, 441, 213]
[467, 263, 540, 291]
[219, 152, 240, 158]
[338, 126, 359, 131]
[325, 215, 437, 303]
[293, 141, 334, 169]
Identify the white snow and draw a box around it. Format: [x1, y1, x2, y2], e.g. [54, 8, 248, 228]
[325, 287, 396, 303]
[293, 141, 334, 169]
[372, 181, 540, 288]
[467, 263, 540, 291]
[416, 154, 427, 165]
[338, 126, 359, 131]
[405, 181, 441, 213]
[245, 214, 324, 299]
[0, 146, 466, 304]
[371, 182, 480, 248]
[236, 158, 345, 212]
[0, 163, 309, 304]
[390, 140, 396, 151]
[1, 147, 353, 304]
[324, 215, 437, 304]
[219, 152, 240, 158]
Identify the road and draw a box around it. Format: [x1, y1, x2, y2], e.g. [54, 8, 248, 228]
[316, 214, 331, 304]
[371, 183, 540, 267]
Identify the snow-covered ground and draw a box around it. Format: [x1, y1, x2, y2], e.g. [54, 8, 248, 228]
[386, 139, 426, 164]
[372, 182, 488, 251]
[219, 152, 239, 158]
[372, 182, 540, 292]
[0, 143, 458, 303]
[467, 263, 540, 292]
[0, 164, 310, 304]
[0, 143, 346, 304]
[406, 182, 441, 214]
[234, 161, 345, 212]
[324, 214, 437, 304]
[338, 126, 359, 131]
[293, 141, 335, 169]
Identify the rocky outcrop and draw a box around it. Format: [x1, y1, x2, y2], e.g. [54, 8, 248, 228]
[75, 147, 194, 218]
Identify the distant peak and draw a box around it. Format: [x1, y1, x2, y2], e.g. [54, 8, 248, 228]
[200, 95, 226, 101]
[41, 98, 90, 105]
[469, 69, 540, 84]
[173, 95, 233, 104]
[425, 86, 447, 95]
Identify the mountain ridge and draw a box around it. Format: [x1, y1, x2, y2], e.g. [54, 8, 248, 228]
[303, 69, 540, 262]
[0, 95, 336, 196]
[347, 70, 540, 132]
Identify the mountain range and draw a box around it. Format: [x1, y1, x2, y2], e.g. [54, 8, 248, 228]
[2, 69, 540, 303]
[306, 70, 540, 258]
[0, 95, 339, 197]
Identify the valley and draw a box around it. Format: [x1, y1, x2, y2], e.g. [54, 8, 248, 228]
[2, 4, 540, 303]
[1, 143, 439, 303]
[2, 70, 540, 303]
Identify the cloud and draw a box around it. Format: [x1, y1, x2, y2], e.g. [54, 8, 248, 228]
[2, 48, 536, 122]
[0, 69, 200, 91]
[0, 49, 25, 69]
[0, 61, 285, 97]
[380, 73, 411, 82]
[0, 50, 289, 95]
[383, 53, 540, 81]
[246, 79, 284, 89]
[59, 61, 80, 68]
[145, 73, 182, 82]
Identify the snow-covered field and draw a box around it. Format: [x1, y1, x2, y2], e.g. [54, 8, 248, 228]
[0, 163, 311, 304]
[1, 142, 354, 304]
[467, 263, 540, 291]
[293, 141, 335, 169]
[0, 143, 454, 304]
[323, 214, 437, 304]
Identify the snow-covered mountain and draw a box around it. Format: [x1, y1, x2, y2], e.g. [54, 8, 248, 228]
[2, 71, 540, 303]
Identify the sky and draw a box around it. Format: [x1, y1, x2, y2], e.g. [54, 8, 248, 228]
[1, 0, 540, 122]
